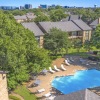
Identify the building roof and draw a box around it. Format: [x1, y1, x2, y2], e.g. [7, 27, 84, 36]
[39, 21, 81, 32]
[14, 15, 27, 20]
[39, 20, 91, 33]
[14, 13, 36, 20]
[54, 89, 100, 100]
[72, 20, 92, 30]
[22, 22, 44, 36]
[90, 18, 100, 29]
[27, 15, 36, 19]
[0, 71, 8, 74]
[61, 15, 82, 22]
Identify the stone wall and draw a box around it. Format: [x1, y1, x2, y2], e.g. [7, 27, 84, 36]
[0, 74, 9, 100]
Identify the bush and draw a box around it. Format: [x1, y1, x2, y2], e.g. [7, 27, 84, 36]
[88, 56, 100, 61]
[9, 95, 21, 100]
[93, 51, 98, 55]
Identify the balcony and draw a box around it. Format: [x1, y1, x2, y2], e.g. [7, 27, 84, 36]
[68, 35, 83, 39]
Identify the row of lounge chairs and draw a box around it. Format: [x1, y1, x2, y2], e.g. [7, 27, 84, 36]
[49, 64, 67, 73]
[49, 59, 71, 73]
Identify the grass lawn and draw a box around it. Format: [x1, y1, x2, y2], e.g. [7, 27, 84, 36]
[9, 95, 21, 100]
[14, 85, 37, 100]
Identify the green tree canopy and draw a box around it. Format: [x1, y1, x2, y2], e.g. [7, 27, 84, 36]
[44, 28, 70, 55]
[0, 11, 51, 89]
[84, 40, 92, 51]
[72, 39, 82, 52]
[91, 24, 100, 49]
[49, 9, 67, 21]
[34, 13, 50, 22]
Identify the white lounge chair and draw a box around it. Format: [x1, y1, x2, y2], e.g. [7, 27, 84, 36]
[49, 67, 55, 73]
[61, 64, 66, 71]
[44, 92, 51, 97]
[54, 65, 60, 71]
[65, 60, 70, 65]
[37, 88, 45, 93]
[48, 95, 56, 100]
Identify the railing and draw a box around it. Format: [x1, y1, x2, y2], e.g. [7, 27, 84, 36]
[68, 36, 83, 39]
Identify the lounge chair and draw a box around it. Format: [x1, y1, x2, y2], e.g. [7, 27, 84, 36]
[44, 92, 51, 97]
[34, 79, 41, 86]
[65, 60, 70, 65]
[66, 58, 71, 63]
[80, 58, 86, 64]
[42, 68, 48, 75]
[49, 67, 55, 73]
[48, 95, 56, 100]
[37, 88, 45, 93]
[61, 64, 66, 71]
[54, 65, 60, 71]
[70, 57, 74, 62]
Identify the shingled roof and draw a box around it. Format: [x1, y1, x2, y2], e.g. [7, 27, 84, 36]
[61, 15, 82, 22]
[27, 15, 36, 19]
[14, 15, 27, 20]
[14, 14, 36, 21]
[39, 21, 81, 33]
[90, 18, 100, 29]
[54, 89, 100, 100]
[22, 22, 44, 36]
[0, 71, 8, 74]
[39, 20, 92, 33]
[72, 20, 92, 30]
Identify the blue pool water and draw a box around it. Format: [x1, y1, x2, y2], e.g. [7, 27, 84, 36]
[51, 69, 100, 94]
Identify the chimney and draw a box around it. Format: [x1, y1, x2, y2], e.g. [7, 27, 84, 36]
[98, 17, 100, 24]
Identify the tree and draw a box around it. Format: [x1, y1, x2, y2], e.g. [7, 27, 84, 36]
[49, 9, 67, 21]
[0, 11, 51, 89]
[84, 40, 92, 51]
[44, 28, 70, 55]
[55, 5, 62, 9]
[34, 14, 50, 22]
[72, 39, 82, 52]
[91, 24, 100, 49]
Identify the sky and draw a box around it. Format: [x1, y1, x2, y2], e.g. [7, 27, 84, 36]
[0, 0, 100, 8]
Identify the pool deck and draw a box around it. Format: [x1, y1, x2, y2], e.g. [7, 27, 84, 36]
[26, 56, 100, 99]
[28, 64, 86, 99]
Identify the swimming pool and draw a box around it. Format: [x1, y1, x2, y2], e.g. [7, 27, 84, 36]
[51, 69, 100, 94]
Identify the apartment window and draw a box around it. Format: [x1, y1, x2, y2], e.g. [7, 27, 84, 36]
[78, 32, 82, 36]
[35, 36, 40, 43]
[72, 31, 78, 36]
